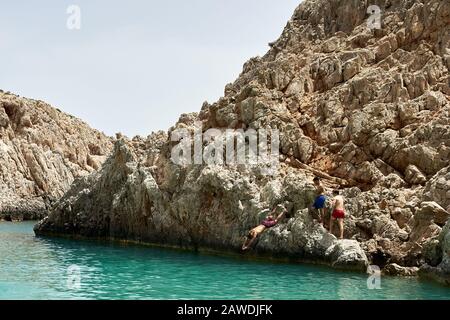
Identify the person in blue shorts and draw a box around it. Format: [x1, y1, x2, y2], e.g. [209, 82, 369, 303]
[313, 177, 326, 227]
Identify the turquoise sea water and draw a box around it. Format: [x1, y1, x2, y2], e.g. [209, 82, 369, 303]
[0, 221, 449, 300]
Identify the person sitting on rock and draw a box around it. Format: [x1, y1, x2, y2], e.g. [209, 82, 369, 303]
[242, 205, 287, 251]
[313, 177, 327, 227]
[329, 190, 345, 239]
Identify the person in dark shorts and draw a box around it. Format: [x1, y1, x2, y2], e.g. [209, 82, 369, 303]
[329, 190, 345, 239]
[242, 205, 287, 251]
[313, 177, 327, 226]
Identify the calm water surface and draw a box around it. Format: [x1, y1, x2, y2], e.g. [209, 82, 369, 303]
[0, 221, 449, 300]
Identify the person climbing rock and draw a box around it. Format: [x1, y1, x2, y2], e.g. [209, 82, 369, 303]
[329, 190, 345, 239]
[312, 177, 326, 227]
[242, 205, 287, 251]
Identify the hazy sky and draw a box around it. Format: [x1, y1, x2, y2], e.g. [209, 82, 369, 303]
[0, 0, 300, 137]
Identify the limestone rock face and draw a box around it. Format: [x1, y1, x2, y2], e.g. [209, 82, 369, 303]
[325, 240, 369, 271]
[384, 263, 419, 276]
[0, 91, 113, 220]
[423, 166, 450, 211]
[415, 202, 450, 226]
[36, 0, 450, 274]
[420, 220, 450, 285]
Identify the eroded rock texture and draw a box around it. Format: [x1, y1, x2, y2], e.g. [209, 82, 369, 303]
[420, 220, 450, 285]
[0, 91, 113, 220]
[36, 0, 449, 275]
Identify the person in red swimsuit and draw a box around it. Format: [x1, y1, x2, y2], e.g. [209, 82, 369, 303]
[242, 205, 287, 251]
[330, 190, 345, 239]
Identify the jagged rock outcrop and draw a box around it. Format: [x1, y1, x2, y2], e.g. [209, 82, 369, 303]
[384, 263, 419, 276]
[420, 220, 450, 285]
[36, 0, 449, 275]
[0, 91, 113, 220]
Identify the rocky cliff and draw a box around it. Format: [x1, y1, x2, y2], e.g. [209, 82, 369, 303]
[0, 91, 113, 220]
[35, 0, 449, 278]
[420, 219, 450, 285]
